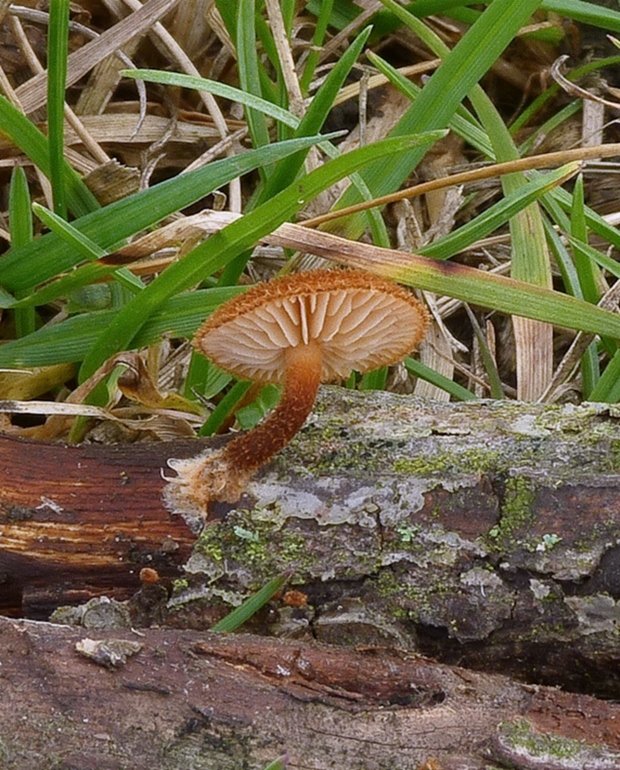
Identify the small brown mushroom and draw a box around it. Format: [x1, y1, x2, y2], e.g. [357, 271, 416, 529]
[165, 269, 429, 517]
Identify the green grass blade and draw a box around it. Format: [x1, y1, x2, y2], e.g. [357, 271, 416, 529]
[9, 166, 34, 335]
[346, 0, 620, 35]
[260, 26, 372, 198]
[123, 70, 299, 129]
[13, 263, 119, 309]
[465, 306, 504, 399]
[596, 365, 620, 404]
[542, 213, 581, 297]
[237, 0, 271, 156]
[467, 85, 550, 291]
[396, 0, 474, 16]
[541, 0, 620, 32]
[359, 367, 388, 391]
[570, 175, 599, 304]
[549, 185, 620, 253]
[0, 94, 99, 218]
[47, 0, 70, 219]
[211, 573, 289, 632]
[0, 287, 244, 368]
[261, 757, 288, 770]
[9, 167, 33, 250]
[0, 134, 338, 292]
[32, 203, 145, 295]
[213, 0, 236, 37]
[511, 56, 620, 135]
[517, 101, 581, 156]
[79, 133, 444, 379]
[255, 12, 282, 92]
[199, 380, 252, 436]
[185, 356, 231, 401]
[420, 164, 577, 260]
[33, 202, 107, 259]
[404, 357, 478, 401]
[368, 51, 492, 157]
[0, 286, 16, 309]
[566, 236, 620, 283]
[590, 351, 620, 403]
[300, 0, 335, 93]
[331, 240, 620, 340]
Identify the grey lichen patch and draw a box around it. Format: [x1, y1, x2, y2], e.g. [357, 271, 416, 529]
[528, 544, 609, 582]
[373, 560, 514, 643]
[492, 718, 620, 769]
[379, 525, 486, 572]
[564, 594, 620, 635]
[505, 412, 552, 438]
[50, 596, 131, 630]
[246, 475, 381, 528]
[246, 467, 481, 533]
[460, 565, 505, 592]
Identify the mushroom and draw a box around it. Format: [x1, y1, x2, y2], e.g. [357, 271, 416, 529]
[165, 269, 429, 517]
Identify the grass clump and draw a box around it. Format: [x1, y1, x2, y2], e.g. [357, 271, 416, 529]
[1, 1, 620, 438]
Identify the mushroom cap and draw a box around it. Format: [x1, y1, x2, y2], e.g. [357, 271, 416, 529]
[194, 269, 429, 384]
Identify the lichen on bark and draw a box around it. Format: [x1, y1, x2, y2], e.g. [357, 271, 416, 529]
[167, 388, 620, 697]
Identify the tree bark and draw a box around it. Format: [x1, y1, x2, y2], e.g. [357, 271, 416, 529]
[2, 389, 620, 698]
[0, 616, 619, 770]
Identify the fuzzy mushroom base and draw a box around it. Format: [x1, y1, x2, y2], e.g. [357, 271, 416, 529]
[164, 449, 244, 526]
[165, 269, 429, 517]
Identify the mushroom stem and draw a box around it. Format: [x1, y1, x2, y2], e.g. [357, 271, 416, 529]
[165, 342, 323, 514]
[224, 341, 323, 475]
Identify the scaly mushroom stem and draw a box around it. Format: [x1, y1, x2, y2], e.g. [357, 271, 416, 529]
[165, 342, 323, 516]
[224, 341, 323, 475]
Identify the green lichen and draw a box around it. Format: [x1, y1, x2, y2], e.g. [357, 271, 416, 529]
[194, 510, 314, 581]
[540, 533, 562, 550]
[375, 570, 423, 619]
[393, 447, 503, 477]
[496, 718, 612, 764]
[607, 438, 620, 472]
[374, 568, 455, 625]
[312, 440, 383, 473]
[393, 454, 451, 475]
[396, 524, 422, 544]
[454, 447, 500, 474]
[487, 475, 537, 548]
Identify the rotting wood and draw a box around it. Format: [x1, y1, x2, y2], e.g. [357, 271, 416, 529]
[0, 618, 619, 770]
[2, 388, 620, 698]
[0, 433, 204, 617]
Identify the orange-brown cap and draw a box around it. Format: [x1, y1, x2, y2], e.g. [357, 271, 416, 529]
[194, 270, 429, 384]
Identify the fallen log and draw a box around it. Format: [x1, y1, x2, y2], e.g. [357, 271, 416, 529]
[0, 617, 619, 770]
[2, 388, 620, 698]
